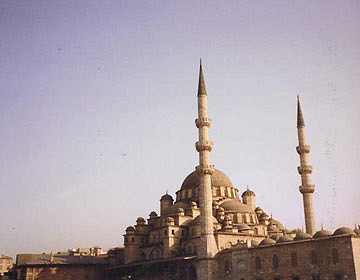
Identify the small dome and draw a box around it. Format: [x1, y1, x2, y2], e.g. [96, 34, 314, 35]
[270, 234, 281, 241]
[267, 224, 278, 232]
[276, 235, 293, 244]
[164, 217, 175, 224]
[251, 240, 260, 247]
[313, 230, 332, 239]
[224, 215, 232, 222]
[259, 238, 276, 246]
[126, 226, 135, 232]
[333, 227, 356, 236]
[294, 232, 312, 241]
[181, 169, 233, 190]
[255, 207, 263, 214]
[160, 193, 173, 201]
[136, 217, 145, 224]
[260, 213, 269, 220]
[238, 224, 251, 231]
[190, 201, 198, 208]
[220, 200, 253, 213]
[149, 211, 158, 217]
[242, 189, 256, 197]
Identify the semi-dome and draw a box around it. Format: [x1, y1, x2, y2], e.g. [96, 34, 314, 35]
[333, 227, 356, 236]
[294, 232, 312, 241]
[220, 200, 253, 213]
[269, 219, 284, 230]
[259, 238, 276, 246]
[190, 215, 218, 225]
[181, 169, 233, 190]
[162, 201, 190, 216]
[313, 230, 332, 239]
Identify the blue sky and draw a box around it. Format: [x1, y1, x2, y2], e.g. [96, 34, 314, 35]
[0, 0, 359, 257]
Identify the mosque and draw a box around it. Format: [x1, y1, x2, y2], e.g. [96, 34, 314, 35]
[107, 63, 360, 280]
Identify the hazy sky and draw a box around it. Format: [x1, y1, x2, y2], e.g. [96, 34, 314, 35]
[1, 0, 359, 258]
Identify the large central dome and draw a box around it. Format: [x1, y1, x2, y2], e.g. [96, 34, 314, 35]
[181, 169, 233, 190]
[175, 168, 239, 202]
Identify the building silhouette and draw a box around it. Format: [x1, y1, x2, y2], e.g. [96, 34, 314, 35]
[107, 63, 360, 280]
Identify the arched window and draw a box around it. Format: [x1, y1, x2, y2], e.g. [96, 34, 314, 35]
[141, 252, 146, 260]
[332, 248, 339, 264]
[255, 256, 261, 269]
[291, 252, 297, 267]
[311, 250, 318, 264]
[216, 188, 221, 196]
[273, 254, 279, 269]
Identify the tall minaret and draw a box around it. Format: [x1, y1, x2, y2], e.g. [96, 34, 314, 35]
[296, 96, 316, 235]
[195, 61, 218, 278]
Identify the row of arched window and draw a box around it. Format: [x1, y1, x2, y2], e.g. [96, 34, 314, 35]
[255, 248, 340, 270]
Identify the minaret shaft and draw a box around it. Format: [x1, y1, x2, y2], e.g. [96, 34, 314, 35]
[195, 63, 218, 261]
[297, 97, 316, 235]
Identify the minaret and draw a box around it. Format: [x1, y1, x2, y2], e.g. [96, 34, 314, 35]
[296, 96, 316, 235]
[195, 61, 218, 277]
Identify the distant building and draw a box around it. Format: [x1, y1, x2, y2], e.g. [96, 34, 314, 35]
[0, 254, 13, 277]
[11, 253, 107, 280]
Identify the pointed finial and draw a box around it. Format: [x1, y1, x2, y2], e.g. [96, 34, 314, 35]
[166, 189, 168, 195]
[297, 95, 305, 128]
[198, 60, 207, 96]
[246, 184, 249, 191]
[321, 223, 324, 230]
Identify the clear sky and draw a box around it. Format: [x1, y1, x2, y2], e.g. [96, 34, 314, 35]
[1, 0, 359, 258]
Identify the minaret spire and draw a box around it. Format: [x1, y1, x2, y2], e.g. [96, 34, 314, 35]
[195, 61, 218, 279]
[198, 59, 207, 96]
[296, 96, 316, 235]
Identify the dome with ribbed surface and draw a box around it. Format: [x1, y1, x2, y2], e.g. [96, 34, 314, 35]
[333, 227, 356, 236]
[181, 169, 233, 190]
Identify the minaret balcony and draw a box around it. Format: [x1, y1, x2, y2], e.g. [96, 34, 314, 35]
[299, 184, 315, 194]
[195, 117, 212, 128]
[296, 144, 311, 154]
[297, 165, 313, 175]
[195, 141, 213, 152]
[196, 165, 215, 175]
